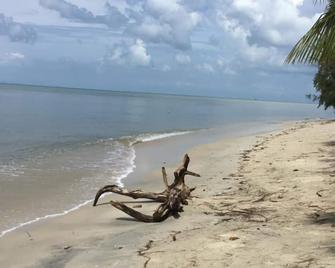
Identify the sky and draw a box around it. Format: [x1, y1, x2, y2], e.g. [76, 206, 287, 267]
[0, 0, 327, 102]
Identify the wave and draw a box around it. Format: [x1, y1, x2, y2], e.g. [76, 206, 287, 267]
[0, 129, 192, 239]
[132, 131, 192, 144]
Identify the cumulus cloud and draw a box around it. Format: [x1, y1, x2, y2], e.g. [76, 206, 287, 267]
[197, 63, 214, 73]
[128, 0, 201, 50]
[225, 0, 319, 47]
[0, 52, 25, 63]
[172, 0, 320, 67]
[153, 64, 171, 72]
[38, 0, 200, 50]
[129, 39, 151, 65]
[9, 52, 25, 59]
[0, 13, 37, 43]
[160, 64, 171, 71]
[242, 45, 278, 63]
[175, 54, 191, 64]
[104, 39, 151, 66]
[0, 0, 322, 83]
[216, 10, 281, 65]
[39, 0, 128, 28]
[216, 58, 236, 75]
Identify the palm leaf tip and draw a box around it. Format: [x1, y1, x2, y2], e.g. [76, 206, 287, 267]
[286, 1, 335, 65]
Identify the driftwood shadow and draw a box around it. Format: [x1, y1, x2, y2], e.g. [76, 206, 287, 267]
[115, 217, 144, 222]
[305, 211, 335, 255]
[307, 211, 335, 225]
[323, 140, 335, 147]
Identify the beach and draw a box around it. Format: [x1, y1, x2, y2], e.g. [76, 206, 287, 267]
[1, 119, 335, 267]
[3, 86, 328, 235]
[1, 0, 334, 267]
[1, 1, 333, 266]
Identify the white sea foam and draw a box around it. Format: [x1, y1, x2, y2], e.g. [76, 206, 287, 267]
[0, 200, 92, 238]
[134, 131, 191, 144]
[0, 130, 191, 239]
[0, 163, 24, 177]
[116, 145, 136, 187]
[99, 142, 136, 188]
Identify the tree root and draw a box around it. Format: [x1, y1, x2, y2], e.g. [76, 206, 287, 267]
[93, 154, 200, 222]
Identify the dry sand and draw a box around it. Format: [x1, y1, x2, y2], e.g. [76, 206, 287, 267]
[1, 120, 335, 267]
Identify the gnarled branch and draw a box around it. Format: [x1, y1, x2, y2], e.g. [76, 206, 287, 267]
[93, 154, 200, 222]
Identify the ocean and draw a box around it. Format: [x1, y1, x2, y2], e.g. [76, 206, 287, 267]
[0, 83, 332, 237]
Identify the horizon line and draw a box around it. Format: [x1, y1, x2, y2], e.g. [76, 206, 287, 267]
[0, 82, 313, 105]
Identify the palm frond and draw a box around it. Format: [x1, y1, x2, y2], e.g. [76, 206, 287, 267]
[286, 0, 335, 64]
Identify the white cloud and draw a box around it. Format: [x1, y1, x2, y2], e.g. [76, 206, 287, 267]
[197, 63, 214, 73]
[33, 0, 320, 63]
[175, 53, 191, 64]
[222, 67, 236, 75]
[216, 11, 279, 64]
[0, 13, 37, 43]
[129, 39, 151, 66]
[38, 0, 202, 50]
[160, 64, 171, 71]
[0, 52, 25, 63]
[242, 45, 278, 63]
[104, 39, 151, 66]
[229, 0, 319, 47]
[39, 0, 128, 28]
[216, 13, 249, 40]
[216, 58, 236, 75]
[146, 0, 180, 14]
[9, 52, 25, 59]
[39, 0, 128, 29]
[0, 0, 323, 100]
[129, 0, 201, 50]
[192, 0, 320, 69]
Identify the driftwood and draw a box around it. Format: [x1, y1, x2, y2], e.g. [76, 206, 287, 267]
[93, 154, 200, 222]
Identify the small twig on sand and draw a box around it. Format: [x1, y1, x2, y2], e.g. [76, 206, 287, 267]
[316, 189, 326, 197]
[25, 231, 33, 241]
[170, 231, 182, 241]
[138, 240, 154, 268]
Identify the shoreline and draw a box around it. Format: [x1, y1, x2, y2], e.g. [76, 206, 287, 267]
[0, 121, 281, 239]
[1, 119, 335, 267]
[0, 129, 196, 238]
[0, 130, 189, 239]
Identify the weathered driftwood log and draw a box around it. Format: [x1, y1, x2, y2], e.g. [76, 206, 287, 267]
[93, 154, 200, 222]
[109, 188, 183, 222]
[93, 185, 167, 204]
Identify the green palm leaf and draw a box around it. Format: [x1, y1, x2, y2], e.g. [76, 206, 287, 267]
[286, 0, 335, 64]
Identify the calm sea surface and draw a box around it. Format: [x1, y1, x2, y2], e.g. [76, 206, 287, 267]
[0, 84, 332, 236]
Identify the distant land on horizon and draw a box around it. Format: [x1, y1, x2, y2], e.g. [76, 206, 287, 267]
[0, 82, 315, 105]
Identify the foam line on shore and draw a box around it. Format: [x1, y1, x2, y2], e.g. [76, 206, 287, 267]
[0, 200, 92, 238]
[0, 130, 192, 239]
